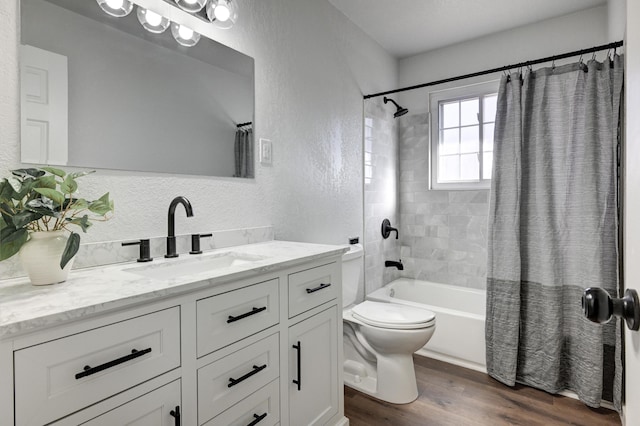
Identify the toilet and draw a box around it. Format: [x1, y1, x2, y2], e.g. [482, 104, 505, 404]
[342, 243, 436, 404]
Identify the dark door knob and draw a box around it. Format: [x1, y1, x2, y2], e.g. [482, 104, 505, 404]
[582, 287, 640, 331]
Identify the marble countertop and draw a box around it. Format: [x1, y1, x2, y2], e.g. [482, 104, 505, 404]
[0, 240, 347, 338]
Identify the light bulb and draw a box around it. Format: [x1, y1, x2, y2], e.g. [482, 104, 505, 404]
[137, 7, 170, 33]
[174, 0, 207, 13]
[96, 0, 133, 17]
[206, 0, 237, 29]
[105, 0, 123, 8]
[171, 23, 200, 47]
[214, 1, 230, 21]
[178, 26, 194, 40]
[145, 10, 162, 27]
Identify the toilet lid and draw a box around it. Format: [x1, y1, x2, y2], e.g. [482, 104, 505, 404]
[351, 301, 435, 330]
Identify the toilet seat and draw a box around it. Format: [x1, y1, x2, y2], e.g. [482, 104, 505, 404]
[351, 301, 435, 330]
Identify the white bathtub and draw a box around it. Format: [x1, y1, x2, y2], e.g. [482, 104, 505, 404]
[367, 278, 487, 372]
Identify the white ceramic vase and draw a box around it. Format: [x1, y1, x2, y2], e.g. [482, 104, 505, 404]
[19, 230, 75, 286]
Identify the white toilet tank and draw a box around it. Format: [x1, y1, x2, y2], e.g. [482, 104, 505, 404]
[342, 243, 363, 308]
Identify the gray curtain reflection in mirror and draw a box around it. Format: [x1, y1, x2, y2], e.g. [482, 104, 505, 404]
[234, 126, 254, 178]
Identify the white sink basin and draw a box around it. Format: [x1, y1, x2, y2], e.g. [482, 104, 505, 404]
[124, 252, 266, 280]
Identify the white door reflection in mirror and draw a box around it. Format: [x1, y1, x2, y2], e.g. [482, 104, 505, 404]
[20, 44, 68, 165]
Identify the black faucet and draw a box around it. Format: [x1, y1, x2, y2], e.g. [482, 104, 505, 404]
[165, 196, 194, 258]
[381, 219, 399, 239]
[385, 260, 404, 270]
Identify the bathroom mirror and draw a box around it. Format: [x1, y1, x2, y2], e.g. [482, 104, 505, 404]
[20, 0, 255, 178]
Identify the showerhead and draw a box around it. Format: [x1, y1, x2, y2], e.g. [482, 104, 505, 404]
[383, 96, 409, 118]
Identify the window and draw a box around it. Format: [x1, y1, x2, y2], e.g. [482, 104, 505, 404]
[429, 81, 498, 189]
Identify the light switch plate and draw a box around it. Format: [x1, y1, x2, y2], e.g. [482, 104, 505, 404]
[260, 138, 272, 165]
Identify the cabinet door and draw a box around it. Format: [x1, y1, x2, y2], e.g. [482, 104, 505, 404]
[75, 380, 180, 426]
[288, 306, 338, 426]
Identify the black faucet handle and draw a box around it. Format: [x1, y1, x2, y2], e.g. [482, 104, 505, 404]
[122, 239, 153, 263]
[190, 233, 213, 255]
[381, 219, 399, 240]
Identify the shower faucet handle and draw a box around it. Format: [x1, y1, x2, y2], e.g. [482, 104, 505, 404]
[381, 219, 399, 239]
[582, 287, 640, 331]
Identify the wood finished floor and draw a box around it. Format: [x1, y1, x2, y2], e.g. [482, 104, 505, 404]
[344, 356, 620, 426]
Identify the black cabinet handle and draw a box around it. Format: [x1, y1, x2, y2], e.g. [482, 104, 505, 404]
[292, 341, 301, 391]
[247, 412, 267, 426]
[75, 348, 152, 379]
[306, 283, 331, 294]
[228, 364, 267, 388]
[227, 306, 267, 323]
[169, 406, 181, 426]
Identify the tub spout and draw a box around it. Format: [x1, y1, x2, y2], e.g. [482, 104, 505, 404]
[385, 260, 404, 270]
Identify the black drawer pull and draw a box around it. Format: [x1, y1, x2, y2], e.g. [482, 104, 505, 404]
[247, 412, 267, 426]
[292, 341, 301, 391]
[75, 348, 152, 380]
[227, 306, 267, 323]
[228, 364, 267, 388]
[169, 406, 181, 426]
[306, 283, 331, 294]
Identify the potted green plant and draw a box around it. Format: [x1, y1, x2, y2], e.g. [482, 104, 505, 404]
[0, 167, 114, 285]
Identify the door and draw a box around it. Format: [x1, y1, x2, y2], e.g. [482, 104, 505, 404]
[626, 2, 640, 425]
[289, 306, 338, 426]
[20, 44, 68, 165]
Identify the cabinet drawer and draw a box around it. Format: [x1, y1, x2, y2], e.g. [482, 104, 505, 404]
[288, 263, 338, 318]
[15, 307, 180, 426]
[198, 333, 279, 425]
[67, 379, 181, 426]
[204, 379, 279, 426]
[197, 279, 279, 358]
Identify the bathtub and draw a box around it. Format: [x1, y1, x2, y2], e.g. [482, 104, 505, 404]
[367, 278, 487, 372]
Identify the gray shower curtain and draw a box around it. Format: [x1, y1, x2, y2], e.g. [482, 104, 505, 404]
[486, 55, 623, 409]
[234, 128, 254, 178]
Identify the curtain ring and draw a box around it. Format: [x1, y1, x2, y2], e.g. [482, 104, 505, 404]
[592, 52, 597, 61]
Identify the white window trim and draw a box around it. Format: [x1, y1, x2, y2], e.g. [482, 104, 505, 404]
[429, 80, 499, 190]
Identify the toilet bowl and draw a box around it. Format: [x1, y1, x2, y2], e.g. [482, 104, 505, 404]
[341, 244, 436, 404]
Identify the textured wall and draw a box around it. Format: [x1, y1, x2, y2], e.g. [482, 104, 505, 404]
[0, 0, 397, 248]
[398, 113, 488, 289]
[397, 6, 609, 113]
[363, 98, 400, 297]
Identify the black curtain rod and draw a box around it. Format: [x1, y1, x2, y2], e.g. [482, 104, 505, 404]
[363, 40, 624, 99]
[236, 121, 252, 128]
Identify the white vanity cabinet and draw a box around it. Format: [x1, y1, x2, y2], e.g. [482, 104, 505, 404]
[0, 244, 346, 426]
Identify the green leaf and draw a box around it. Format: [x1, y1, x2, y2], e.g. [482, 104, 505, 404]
[11, 210, 41, 228]
[60, 176, 78, 194]
[33, 188, 66, 206]
[35, 175, 57, 190]
[60, 232, 80, 269]
[7, 177, 21, 193]
[66, 214, 92, 232]
[0, 179, 16, 203]
[41, 166, 66, 178]
[68, 170, 95, 179]
[11, 168, 45, 179]
[0, 227, 28, 261]
[88, 192, 113, 215]
[69, 199, 89, 210]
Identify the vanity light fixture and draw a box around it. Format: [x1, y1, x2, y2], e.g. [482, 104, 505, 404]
[206, 0, 237, 29]
[96, 0, 133, 17]
[171, 23, 201, 47]
[137, 7, 171, 33]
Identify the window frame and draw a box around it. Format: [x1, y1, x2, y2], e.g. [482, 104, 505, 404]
[429, 80, 499, 190]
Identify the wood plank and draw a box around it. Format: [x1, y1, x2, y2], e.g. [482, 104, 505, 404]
[344, 356, 620, 426]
